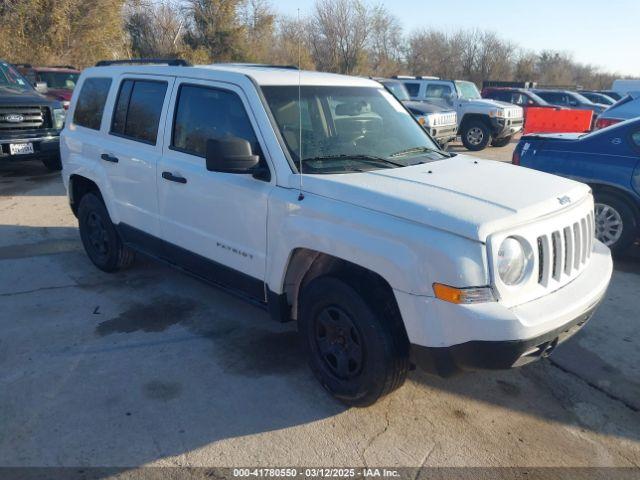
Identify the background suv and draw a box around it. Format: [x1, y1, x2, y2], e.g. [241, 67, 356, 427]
[377, 78, 457, 148]
[0, 60, 65, 170]
[396, 76, 524, 151]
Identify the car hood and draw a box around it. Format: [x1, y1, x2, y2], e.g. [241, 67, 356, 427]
[463, 98, 514, 109]
[292, 155, 590, 241]
[0, 87, 60, 107]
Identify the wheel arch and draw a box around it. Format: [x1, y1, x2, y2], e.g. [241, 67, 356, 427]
[272, 248, 405, 332]
[590, 183, 640, 221]
[459, 113, 491, 130]
[69, 174, 102, 217]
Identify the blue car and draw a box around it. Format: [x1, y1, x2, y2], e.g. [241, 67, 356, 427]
[513, 118, 640, 254]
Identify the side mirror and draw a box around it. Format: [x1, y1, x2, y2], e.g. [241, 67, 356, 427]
[205, 137, 260, 174]
[35, 82, 48, 93]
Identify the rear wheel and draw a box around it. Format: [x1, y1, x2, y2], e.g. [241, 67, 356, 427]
[299, 276, 409, 407]
[490, 136, 512, 148]
[78, 193, 135, 272]
[594, 192, 637, 255]
[461, 121, 491, 151]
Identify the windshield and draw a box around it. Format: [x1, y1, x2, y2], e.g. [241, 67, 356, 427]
[570, 91, 595, 105]
[261, 85, 444, 174]
[455, 81, 481, 100]
[382, 81, 410, 101]
[0, 62, 32, 92]
[36, 71, 80, 90]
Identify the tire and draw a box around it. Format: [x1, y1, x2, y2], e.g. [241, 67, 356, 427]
[461, 120, 492, 151]
[594, 192, 638, 255]
[78, 193, 135, 272]
[299, 275, 409, 407]
[490, 136, 512, 148]
[42, 155, 62, 171]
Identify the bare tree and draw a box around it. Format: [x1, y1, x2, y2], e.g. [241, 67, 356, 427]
[367, 5, 404, 76]
[125, 0, 185, 58]
[309, 0, 371, 74]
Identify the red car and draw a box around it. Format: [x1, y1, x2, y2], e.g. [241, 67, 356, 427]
[14, 64, 80, 109]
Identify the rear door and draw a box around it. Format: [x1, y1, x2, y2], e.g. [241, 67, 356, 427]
[101, 74, 174, 237]
[157, 78, 274, 298]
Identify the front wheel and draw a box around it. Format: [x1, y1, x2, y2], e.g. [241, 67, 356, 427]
[461, 121, 492, 151]
[490, 136, 512, 148]
[299, 276, 409, 407]
[594, 192, 637, 255]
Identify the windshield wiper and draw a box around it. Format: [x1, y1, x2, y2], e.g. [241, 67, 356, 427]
[389, 146, 450, 158]
[301, 154, 406, 168]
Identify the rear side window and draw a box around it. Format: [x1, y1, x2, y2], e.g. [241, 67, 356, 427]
[73, 77, 112, 130]
[403, 82, 420, 97]
[172, 84, 260, 158]
[425, 83, 452, 99]
[110, 79, 167, 144]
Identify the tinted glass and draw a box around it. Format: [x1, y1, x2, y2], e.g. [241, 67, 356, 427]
[632, 131, 640, 147]
[382, 81, 410, 101]
[403, 82, 420, 97]
[172, 85, 259, 157]
[111, 80, 167, 144]
[110, 80, 133, 135]
[0, 62, 31, 92]
[425, 84, 452, 99]
[73, 77, 112, 130]
[36, 71, 79, 90]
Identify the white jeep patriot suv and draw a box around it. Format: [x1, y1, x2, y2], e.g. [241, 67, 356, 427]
[395, 76, 524, 151]
[61, 60, 612, 406]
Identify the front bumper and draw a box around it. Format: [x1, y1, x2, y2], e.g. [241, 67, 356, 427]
[490, 117, 524, 139]
[427, 124, 458, 145]
[395, 240, 613, 376]
[0, 133, 60, 162]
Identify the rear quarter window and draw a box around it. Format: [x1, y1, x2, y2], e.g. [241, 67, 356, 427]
[73, 77, 112, 130]
[403, 82, 420, 97]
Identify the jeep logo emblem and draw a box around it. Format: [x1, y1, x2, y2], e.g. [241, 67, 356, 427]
[558, 196, 571, 205]
[4, 114, 24, 123]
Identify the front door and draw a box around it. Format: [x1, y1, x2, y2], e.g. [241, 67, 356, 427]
[157, 79, 273, 299]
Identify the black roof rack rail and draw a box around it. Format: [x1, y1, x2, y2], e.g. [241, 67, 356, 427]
[215, 63, 299, 70]
[47, 65, 77, 69]
[12, 63, 32, 69]
[95, 58, 191, 67]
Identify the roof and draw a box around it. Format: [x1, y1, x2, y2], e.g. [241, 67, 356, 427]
[32, 67, 80, 73]
[83, 63, 381, 88]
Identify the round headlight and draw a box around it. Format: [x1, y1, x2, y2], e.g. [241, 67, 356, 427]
[497, 237, 527, 285]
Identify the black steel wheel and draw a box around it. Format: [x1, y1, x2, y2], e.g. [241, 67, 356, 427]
[78, 193, 135, 272]
[299, 275, 409, 407]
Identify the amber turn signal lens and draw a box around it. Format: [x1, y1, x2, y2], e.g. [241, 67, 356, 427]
[433, 283, 495, 304]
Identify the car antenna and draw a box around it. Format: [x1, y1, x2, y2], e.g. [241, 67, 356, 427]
[297, 7, 304, 201]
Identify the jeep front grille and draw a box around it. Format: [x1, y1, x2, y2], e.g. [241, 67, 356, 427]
[536, 212, 594, 287]
[0, 106, 50, 131]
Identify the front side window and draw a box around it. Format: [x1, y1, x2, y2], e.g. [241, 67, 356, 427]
[73, 77, 112, 130]
[110, 79, 167, 144]
[262, 85, 445, 174]
[454, 81, 481, 100]
[172, 84, 260, 158]
[425, 83, 452, 99]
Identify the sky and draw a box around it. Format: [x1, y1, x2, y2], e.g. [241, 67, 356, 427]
[273, 0, 640, 77]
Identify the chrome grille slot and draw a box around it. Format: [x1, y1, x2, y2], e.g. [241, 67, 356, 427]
[573, 222, 581, 270]
[563, 226, 573, 275]
[580, 218, 588, 264]
[551, 231, 562, 281]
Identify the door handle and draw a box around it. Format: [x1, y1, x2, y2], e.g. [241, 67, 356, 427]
[101, 153, 119, 163]
[162, 171, 187, 184]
